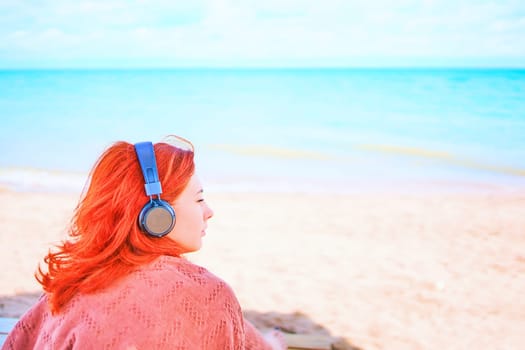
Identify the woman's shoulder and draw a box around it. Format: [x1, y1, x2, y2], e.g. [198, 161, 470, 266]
[132, 255, 235, 298]
[142, 255, 220, 282]
[148, 255, 213, 275]
[62, 255, 239, 320]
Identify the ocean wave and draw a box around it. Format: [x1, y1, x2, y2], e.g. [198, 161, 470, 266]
[0, 167, 87, 193]
[207, 143, 525, 178]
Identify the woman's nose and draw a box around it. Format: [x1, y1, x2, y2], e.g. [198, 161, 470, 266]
[205, 204, 214, 220]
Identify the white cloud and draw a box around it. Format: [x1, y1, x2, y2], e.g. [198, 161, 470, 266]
[0, 0, 524, 67]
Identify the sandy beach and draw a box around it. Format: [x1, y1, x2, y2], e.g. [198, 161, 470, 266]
[1, 185, 524, 350]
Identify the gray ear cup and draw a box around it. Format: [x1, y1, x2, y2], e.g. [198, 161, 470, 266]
[138, 199, 176, 237]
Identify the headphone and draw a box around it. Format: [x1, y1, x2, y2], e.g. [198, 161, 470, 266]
[134, 141, 176, 237]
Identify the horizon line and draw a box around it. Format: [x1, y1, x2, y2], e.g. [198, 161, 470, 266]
[1, 65, 525, 71]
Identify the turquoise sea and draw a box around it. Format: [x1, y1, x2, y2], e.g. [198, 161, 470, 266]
[1, 68, 524, 193]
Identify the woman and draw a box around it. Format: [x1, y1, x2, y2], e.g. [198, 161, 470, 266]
[2, 136, 286, 350]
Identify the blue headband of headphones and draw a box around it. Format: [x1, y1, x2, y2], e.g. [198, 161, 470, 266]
[134, 141, 162, 197]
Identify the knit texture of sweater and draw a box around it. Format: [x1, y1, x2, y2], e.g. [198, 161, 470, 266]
[2, 255, 272, 349]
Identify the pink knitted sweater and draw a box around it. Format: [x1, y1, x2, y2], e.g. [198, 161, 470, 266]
[2, 256, 273, 349]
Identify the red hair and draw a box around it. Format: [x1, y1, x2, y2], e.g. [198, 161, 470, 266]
[36, 138, 195, 314]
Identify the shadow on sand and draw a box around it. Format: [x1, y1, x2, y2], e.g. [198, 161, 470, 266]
[244, 310, 362, 350]
[0, 291, 41, 318]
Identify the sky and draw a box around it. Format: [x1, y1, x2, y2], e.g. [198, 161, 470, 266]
[0, 0, 524, 68]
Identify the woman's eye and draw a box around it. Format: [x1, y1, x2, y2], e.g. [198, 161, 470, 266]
[197, 199, 205, 203]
